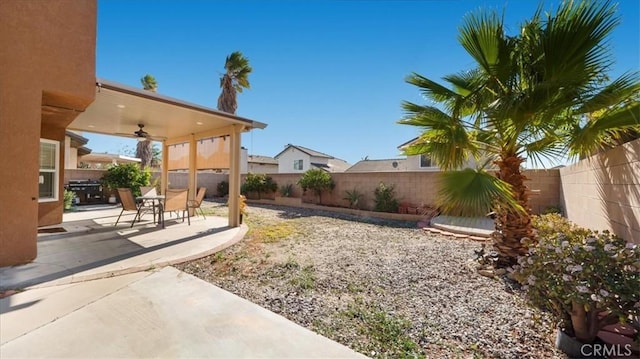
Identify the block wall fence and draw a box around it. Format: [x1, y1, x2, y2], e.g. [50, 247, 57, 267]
[560, 138, 639, 243]
[65, 138, 639, 243]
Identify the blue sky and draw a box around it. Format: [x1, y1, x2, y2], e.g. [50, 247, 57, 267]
[89, 0, 640, 166]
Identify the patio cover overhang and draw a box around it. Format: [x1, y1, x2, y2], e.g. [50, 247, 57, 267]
[68, 79, 267, 227]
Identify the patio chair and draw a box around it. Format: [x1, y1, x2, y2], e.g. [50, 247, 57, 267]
[187, 187, 207, 220]
[161, 188, 189, 228]
[115, 188, 144, 227]
[138, 186, 160, 223]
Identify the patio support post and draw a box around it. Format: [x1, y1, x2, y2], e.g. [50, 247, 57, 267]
[188, 134, 197, 216]
[161, 140, 169, 194]
[228, 125, 242, 227]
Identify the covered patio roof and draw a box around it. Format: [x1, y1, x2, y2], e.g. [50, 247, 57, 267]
[68, 78, 266, 139]
[67, 78, 265, 228]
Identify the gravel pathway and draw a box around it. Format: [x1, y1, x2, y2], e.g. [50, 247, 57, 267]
[177, 202, 565, 359]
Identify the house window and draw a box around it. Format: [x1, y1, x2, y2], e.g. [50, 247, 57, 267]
[293, 159, 303, 170]
[39, 139, 60, 202]
[419, 154, 435, 168]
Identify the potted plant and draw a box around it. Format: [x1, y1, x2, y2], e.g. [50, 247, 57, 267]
[63, 189, 77, 210]
[514, 214, 640, 356]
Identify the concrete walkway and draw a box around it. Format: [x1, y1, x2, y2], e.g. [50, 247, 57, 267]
[0, 205, 366, 358]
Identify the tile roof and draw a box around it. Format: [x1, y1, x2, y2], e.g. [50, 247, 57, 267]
[346, 159, 408, 172]
[247, 155, 278, 165]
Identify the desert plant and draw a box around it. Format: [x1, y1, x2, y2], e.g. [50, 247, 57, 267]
[514, 214, 640, 344]
[373, 182, 399, 213]
[100, 163, 151, 197]
[279, 183, 294, 197]
[343, 188, 364, 209]
[217, 180, 229, 197]
[297, 169, 334, 204]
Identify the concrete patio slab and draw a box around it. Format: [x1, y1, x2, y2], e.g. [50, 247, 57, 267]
[430, 215, 494, 238]
[0, 206, 246, 290]
[0, 267, 366, 358]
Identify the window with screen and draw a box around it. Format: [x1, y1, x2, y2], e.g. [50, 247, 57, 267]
[293, 159, 303, 170]
[419, 154, 434, 168]
[39, 139, 59, 202]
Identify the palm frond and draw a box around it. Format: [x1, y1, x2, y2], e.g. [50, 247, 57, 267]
[436, 169, 524, 217]
[568, 102, 640, 157]
[405, 73, 462, 104]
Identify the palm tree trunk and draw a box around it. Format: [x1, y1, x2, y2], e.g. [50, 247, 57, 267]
[136, 139, 152, 168]
[492, 155, 535, 265]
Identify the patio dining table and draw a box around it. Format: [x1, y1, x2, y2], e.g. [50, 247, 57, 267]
[136, 194, 165, 225]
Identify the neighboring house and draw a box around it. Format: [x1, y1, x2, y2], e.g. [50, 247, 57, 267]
[245, 154, 278, 174]
[397, 137, 481, 171]
[274, 144, 350, 173]
[64, 130, 91, 169]
[78, 152, 141, 169]
[397, 138, 441, 171]
[346, 158, 408, 172]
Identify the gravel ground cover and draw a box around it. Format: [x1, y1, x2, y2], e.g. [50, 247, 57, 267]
[176, 201, 565, 359]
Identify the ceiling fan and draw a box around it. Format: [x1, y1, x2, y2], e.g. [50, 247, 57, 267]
[117, 124, 165, 141]
[133, 123, 150, 139]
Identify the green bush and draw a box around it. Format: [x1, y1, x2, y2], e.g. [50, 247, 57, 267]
[297, 169, 334, 204]
[241, 173, 278, 199]
[373, 182, 399, 213]
[100, 163, 151, 197]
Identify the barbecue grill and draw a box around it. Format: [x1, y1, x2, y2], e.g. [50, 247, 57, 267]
[66, 180, 105, 204]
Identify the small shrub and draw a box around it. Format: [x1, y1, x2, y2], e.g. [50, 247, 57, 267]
[541, 205, 562, 215]
[217, 181, 229, 197]
[241, 173, 278, 199]
[279, 183, 294, 197]
[515, 214, 640, 343]
[373, 182, 399, 213]
[343, 188, 364, 209]
[298, 169, 335, 204]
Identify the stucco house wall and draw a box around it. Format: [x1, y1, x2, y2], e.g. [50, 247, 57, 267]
[0, 0, 97, 266]
[277, 148, 312, 173]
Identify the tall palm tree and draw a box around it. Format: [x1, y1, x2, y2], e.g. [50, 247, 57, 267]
[136, 74, 158, 168]
[217, 51, 252, 114]
[399, 0, 639, 264]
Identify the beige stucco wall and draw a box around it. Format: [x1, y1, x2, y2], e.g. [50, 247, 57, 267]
[0, 0, 96, 266]
[560, 139, 640, 243]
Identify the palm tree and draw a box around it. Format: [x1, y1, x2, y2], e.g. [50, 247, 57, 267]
[217, 51, 252, 114]
[136, 74, 158, 168]
[399, 1, 639, 264]
[140, 74, 158, 92]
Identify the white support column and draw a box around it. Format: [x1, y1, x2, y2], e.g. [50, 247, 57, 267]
[228, 126, 242, 227]
[188, 134, 197, 216]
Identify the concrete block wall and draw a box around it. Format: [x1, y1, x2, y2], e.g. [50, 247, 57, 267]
[524, 169, 562, 214]
[249, 170, 558, 213]
[560, 139, 640, 243]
